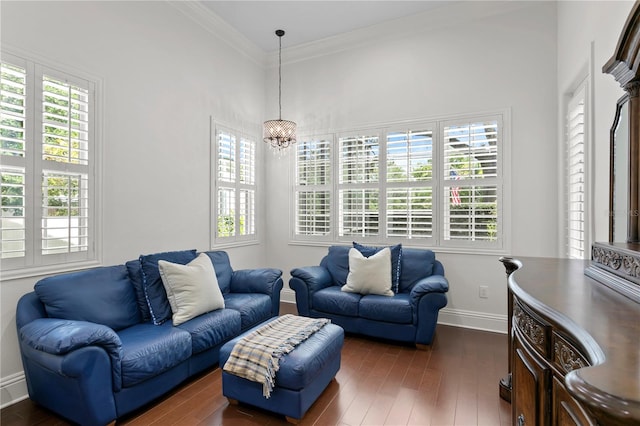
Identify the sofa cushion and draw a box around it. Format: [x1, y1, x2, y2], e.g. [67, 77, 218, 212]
[224, 293, 272, 330]
[342, 247, 394, 296]
[34, 265, 140, 331]
[353, 242, 402, 293]
[398, 248, 436, 293]
[158, 253, 225, 326]
[117, 322, 192, 388]
[176, 308, 241, 354]
[312, 286, 360, 317]
[202, 251, 233, 294]
[125, 260, 150, 322]
[321, 245, 351, 286]
[140, 249, 198, 325]
[359, 293, 413, 324]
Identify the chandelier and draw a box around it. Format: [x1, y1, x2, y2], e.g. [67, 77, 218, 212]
[263, 29, 297, 150]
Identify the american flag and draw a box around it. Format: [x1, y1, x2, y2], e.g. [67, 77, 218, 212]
[450, 170, 461, 205]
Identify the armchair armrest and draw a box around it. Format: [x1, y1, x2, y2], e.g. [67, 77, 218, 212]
[290, 266, 333, 292]
[230, 268, 283, 295]
[289, 266, 334, 316]
[19, 318, 123, 391]
[409, 275, 449, 305]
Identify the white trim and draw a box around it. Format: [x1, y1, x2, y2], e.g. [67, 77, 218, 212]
[437, 307, 508, 334]
[0, 372, 28, 409]
[165, 1, 265, 67]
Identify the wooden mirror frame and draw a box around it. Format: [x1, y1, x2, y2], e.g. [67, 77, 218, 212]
[586, 1, 640, 302]
[604, 1, 640, 243]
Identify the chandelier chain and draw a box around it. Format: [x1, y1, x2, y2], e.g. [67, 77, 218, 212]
[278, 33, 282, 120]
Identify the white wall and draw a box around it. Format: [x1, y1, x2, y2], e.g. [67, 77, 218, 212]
[265, 2, 559, 332]
[0, 1, 267, 406]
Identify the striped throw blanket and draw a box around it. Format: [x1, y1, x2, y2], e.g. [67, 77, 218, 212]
[222, 314, 331, 398]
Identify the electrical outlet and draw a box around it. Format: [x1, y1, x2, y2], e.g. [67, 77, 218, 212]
[479, 285, 489, 299]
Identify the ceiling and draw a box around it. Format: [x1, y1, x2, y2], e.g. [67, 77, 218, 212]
[200, 1, 454, 52]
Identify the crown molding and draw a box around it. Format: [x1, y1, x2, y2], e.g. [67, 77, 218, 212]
[166, 0, 266, 67]
[270, 0, 539, 68]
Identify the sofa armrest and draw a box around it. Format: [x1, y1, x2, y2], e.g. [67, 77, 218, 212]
[19, 318, 123, 391]
[409, 275, 449, 305]
[231, 268, 283, 295]
[289, 266, 333, 316]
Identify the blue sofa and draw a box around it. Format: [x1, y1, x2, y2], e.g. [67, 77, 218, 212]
[290, 245, 448, 347]
[15, 249, 283, 426]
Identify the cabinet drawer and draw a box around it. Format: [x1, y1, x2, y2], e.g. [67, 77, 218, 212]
[514, 298, 550, 357]
[552, 332, 589, 375]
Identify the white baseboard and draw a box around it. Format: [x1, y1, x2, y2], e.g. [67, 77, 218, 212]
[1, 372, 28, 409]
[438, 307, 508, 334]
[281, 288, 296, 304]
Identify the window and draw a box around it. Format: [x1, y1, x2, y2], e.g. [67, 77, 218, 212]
[1, 53, 98, 272]
[566, 81, 588, 259]
[293, 113, 506, 251]
[212, 123, 257, 244]
[294, 137, 331, 238]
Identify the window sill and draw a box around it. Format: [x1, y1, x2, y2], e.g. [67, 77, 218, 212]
[1, 260, 103, 282]
[287, 239, 509, 257]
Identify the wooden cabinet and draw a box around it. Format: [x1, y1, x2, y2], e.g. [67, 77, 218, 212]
[500, 257, 640, 426]
[510, 295, 591, 426]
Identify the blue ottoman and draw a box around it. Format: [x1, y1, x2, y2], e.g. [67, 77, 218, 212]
[219, 317, 344, 423]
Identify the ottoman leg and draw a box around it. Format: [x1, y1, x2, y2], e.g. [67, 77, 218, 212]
[285, 416, 301, 424]
[227, 398, 239, 405]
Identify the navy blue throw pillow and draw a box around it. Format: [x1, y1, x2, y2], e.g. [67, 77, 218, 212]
[352, 242, 402, 293]
[140, 249, 197, 325]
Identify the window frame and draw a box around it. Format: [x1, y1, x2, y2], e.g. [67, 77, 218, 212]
[291, 111, 510, 254]
[1, 50, 102, 279]
[211, 119, 259, 248]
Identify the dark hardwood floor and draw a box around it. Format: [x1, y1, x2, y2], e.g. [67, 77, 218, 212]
[1, 303, 511, 425]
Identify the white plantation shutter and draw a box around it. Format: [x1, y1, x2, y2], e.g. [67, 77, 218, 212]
[42, 75, 89, 165]
[1, 53, 98, 270]
[1, 62, 27, 158]
[442, 118, 501, 246]
[238, 189, 254, 236]
[295, 138, 331, 237]
[339, 134, 379, 184]
[385, 127, 434, 240]
[566, 83, 587, 259]
[339, 189, 379, 237]
[338, 134, 379, 237]
[295, 191, 330, 236]
[240, 136, 255, 185]
[42, 171, 89, 254]
[386, 187, 433, 238]
[1, 166, 26, 258]
[213, 123, 257, 243]
[218, 130, 235, 183]
[1, 61, 27, 259]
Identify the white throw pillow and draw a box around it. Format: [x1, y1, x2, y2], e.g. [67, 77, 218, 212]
[158, 253, 225, 325]
[341, 247, 394, 296]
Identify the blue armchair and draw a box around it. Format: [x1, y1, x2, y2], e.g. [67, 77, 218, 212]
[290, 245, 448, 347]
